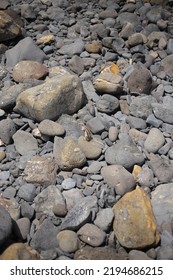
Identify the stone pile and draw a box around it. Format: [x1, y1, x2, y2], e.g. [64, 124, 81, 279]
[0, 0, 173, 260]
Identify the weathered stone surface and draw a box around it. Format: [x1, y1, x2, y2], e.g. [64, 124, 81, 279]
[24, 156, 58, 186]
[113, 186, 160, 249]
[77, 223, 106, 247]
[144, 128, 165, 153]
[57, 230, 80, 253]
[160, 54, 173, 78]
[0, 10, 22, 42]
[12, 130, 38, 156]
[53, 137, 86, 171]
[0, 243, 41, 260]
[78, 136, 103, 159]
[151, 183, 173, 229]
[0, 206, 12, 246]
[74, 246, 128, 260]
[12, 60, 48, 82]
[0, 197, 20, 221]
[38, 119, 65, 136]
[101, 165, 135, 196]
[93, 72, 124, 95]
[152, 103, 173, 124]
[0, 118, 16, 144]
[15, 71, 85, 122]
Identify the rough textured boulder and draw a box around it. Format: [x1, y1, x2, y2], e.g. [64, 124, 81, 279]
[0, 10, 22, 42]
[15, 70, 85, 122]
[113, 186, 160, 249]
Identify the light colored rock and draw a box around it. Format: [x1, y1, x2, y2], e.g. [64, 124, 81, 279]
[144, 128, 165, 153]
[38, 119, 65, 136]
[0, 243, 41, 260]
[15, 70, 85, 122]
[113, 186, 160, 249]
[57, 230, 80, 253]
[12, 130, 38, 156]
[78, 136, 103, 159]
[93, 72, 124, 95]
[77, 223, 106, 247]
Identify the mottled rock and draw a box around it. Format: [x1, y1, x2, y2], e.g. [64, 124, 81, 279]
[128, 128, 147, 143]
[0, 118, 16, 144]
[78, 136, 103, 160]
[160, 54, 173, 78]
[38, 119, 65, 136]
[0, 243, 41, 260]
[53, 137, 86, 170]
[24, 156, 58, 186]
[85, 40, 102, 53]
[57, 230, 80, 253]
[77, 223, 106, 247]
[129, 96, 156, 119]
[12, 130, 38, 156]
[15, 70, 84, 122]
[93, 72, 123, 95]
[113, 186, 160, 249]
[0, 197, 20, 221]
[12, 60, 48, 82]
[144, 128, 165, 153]
[101, 165, 135, 196]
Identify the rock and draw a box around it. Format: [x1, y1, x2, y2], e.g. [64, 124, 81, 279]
[130, 95, 156, 119]
[101, 165, 135, 196]
[15, 70, 85, 122]
[58, 38, 84, 56]
[108, 126, 119, 142]
[53, 137, 86, 170]
[86, 117, 105, 134]
[126, 116, 146, 130]
[144, 128, 165, 153]
[113, 186, 160, 249]
[128, 33, 144, 47]
[12, 60, 48, 83]
[69, 55, 84, 75]
[85, 40, 102, 53]
[87, 161, 102, 174]
[0, 243, 41, 260]
[147, 31, 168, 48]
[0, 197, 20, 221]
[157, 246, 173, 260]
[151, 183, 173, 229]
[0, 0, 10, 10]
[62, 188, 83, 211]
[30, 218, 59, 252]
[0, 10, 22, 42]
[93, 72, 124, 95]
[127, 63, 153, 94]
[18, 183, 36, 202]
[148, 154, 173, 183]
[15, 217, 31, 240]
[38, 119, 65, 136]
[136, 166, 154, 188]
[105, 136, 144, 170]
[60, 196, 97, 231]
[96, 94, 119, 114]
[57, 230, 80, 253]
[128, 128, 147, 143]
[0, 118, 16, 144]
[0, 206, 12, 246]
[77, 223, 106, 247]
[20, 201, 35, 220]
[94, 208, 114, 232]
[152, 103, 173, 124]
[5, 37, 47, 67]
[0, 151, 6, 161]
[160, 54, 173, 78]
[24, 156, 58, 186]
[129, 250, 152, 260]
[74, 245, 128, 260]
[78, 136, 103, 159]
[62, 178, 76, 190]
[12, 130, 38, 156]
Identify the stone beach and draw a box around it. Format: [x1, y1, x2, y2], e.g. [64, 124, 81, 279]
[1, 0, 173, 260]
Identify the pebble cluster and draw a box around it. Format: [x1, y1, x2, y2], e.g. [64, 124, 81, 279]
[1, 0, 173, 260]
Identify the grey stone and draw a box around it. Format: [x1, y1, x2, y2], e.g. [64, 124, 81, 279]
[0, 118, 16, 144]
[130, 96, 156, 119]
[129, 250, 152, 260]
[0, 170, 10, 181]
[58, 38, 84, 56]
[77, 223, 106, 247]
[62, 189, 83, 211]
[157, 246, 173, 260]
[152, 103, 173, 124]
[96, 94, 119, 114]
[57, 230, 80, 253]
[87, 161, 102, 174]
[0, 205, 12, 246]
[12, 130, 38, 156]
[15, 217, 31, 241]
[144, 128, 165, 153]
[62, 178, 76, 190]
[160, 54, 173, 78]
[86, 117, 105, 134]
[18, 183, 36, 202]
[146, 114, 163, 128]
[149, 154, 173, 183]
[94, 208, 114, 232]
[5, 37, 47, 67]
[126, 116, 146, 130]
[69, 55, 84, 75]
[20, 201, 35, 220]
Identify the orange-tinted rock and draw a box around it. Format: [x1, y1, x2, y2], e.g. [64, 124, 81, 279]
[0, 243, 41, 260]
[12, 60, 48, 82]
[85, 40, 102, 53]
[113, 186, 160, 249]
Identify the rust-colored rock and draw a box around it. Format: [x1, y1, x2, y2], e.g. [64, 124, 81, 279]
[0, 243, 41, 260]
[113, 186, 160, 249]
[12, 60, 48, 82]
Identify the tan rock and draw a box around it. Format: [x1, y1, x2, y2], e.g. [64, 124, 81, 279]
[132, 165, 142, 181]
[36, 34, 55, 45]
[38, 119, 65, 136]
[0, 243, 41, 260]
[78, 136, 103, 159]
[0, 10, 22, 42]
[113, 186, 160, 249]
[53, 137, 86, 171]
[0, 197, 20, 220]
[129, 128, 147, 143]
[0, 150, 6, 161]
[24, 156, 58, 186]
[85, 40, 102, 53]
[12, 60, 48, 82]
[15, 71, 84, 122]
[93, 72, 123, 95]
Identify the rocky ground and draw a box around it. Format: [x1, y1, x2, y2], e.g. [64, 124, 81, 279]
[0, 0, 173, 260]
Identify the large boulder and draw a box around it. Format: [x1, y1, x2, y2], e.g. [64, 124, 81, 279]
[0, 10, 22, 42]
[15, 70, 85, 122]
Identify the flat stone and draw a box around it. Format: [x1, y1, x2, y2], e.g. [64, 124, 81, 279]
[101, 165, 135, 196]
[24, 156, 58, 186]
[87, 161, 102, 174]
[15, 217, 31, 241]
[57, 230, 80, 253]
[69, 55, 84, 75]
[126, 116, 146, 130]
[12, 60, 48, 83]
[0, 197, 20, 221]
[113, 186, 160, 249]
[18, 183, 36, 202]
[94, 208, 114, 232]
[62, 178, 76, 190]
[0, 243, 41, 260]
[160, 54, 173, 78]
[15, 70, 84, 122]
[129, 250, 152, 260]
[38, 119, 65, 136]
[129, 95, 156, 119]
[0, 118, 16, 144]
[53, 137, 86, 171]
[108, 126, 119, 142]
[86, 117, 105, 134]
[62, 188, 83, 211]
[151, 183, 173, 229]
[152, 103, 173, 124]
[144, 128, 165, 153]
[58, 38, 85, 56]
[77, 223, 106, 247]
[12, 130, 38, 156]
[74, 246, 128, 260]
[128, 128, 147, 143]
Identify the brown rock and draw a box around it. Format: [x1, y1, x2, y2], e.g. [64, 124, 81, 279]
[129, 128, 147, 143]
[36, 34, 55, 45]
[132, 165, 142, 181]
[0, 243, 41, 260]
[0, 10, 22, 42]
[38, 119, 65, 136]
[93, 72, 124, 95]
[74, 245, 128, 260]
[24, 155, 58, 186]
[0, 197, 20, 220]
[85, 40, 102, 53]
[12, 60, 48, 82]
[78, 136, 103, 159]
[113, 186, 160, 249]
